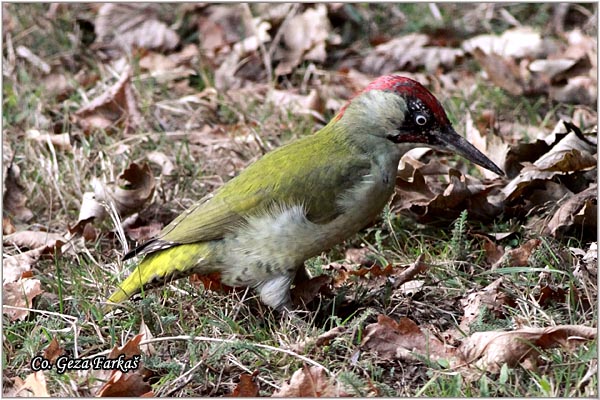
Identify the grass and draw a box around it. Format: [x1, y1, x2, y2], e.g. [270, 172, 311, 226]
[3, 3, 597, 397]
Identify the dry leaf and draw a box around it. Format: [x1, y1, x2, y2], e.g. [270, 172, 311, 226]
[2, 279, 43, 321]
[93, 162, 155, 218]
[147, 151, 175, 176]
[94, 334, 151, 397]
[362, 33, 464, 75]
[3, 163, 33, 222]
[460, 278, 513, 331]
[290, 327, 347, 354]
[273, 365, 346, 397]
[74, 65, 142, 132]
[97, 371, 152, 397]
[125, 222, 163, 244]
[13, 371, 49, 397]
[361, 315, 450, 362]
[4, 231, 66, 251]
[471, 47, 524, 96]
[291, 275, 332, 307]
[16, 45, 50, 74]
[463, 27, 552, 59]
[3, 216, 16, 235]
[229, 372, 259, 397]
[275, 5, 340, 76]
[43, 338, 65, 364]
[547, 184, 597, 237]
[95, 4, 179, 55]
[26, 130, 72, 151]
[458, 325, 597, 372]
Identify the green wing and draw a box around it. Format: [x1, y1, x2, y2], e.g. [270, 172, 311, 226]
[157, 133, 370, 245]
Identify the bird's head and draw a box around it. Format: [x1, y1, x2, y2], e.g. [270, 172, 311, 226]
[335, 75, 504, 176]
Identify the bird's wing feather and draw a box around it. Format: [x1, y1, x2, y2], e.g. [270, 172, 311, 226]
[156, 133, 371, 245]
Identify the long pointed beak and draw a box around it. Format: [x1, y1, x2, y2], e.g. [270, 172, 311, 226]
[436, 126, 505, 176]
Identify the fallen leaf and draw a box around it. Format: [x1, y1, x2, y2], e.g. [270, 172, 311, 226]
[473, 234, 505, 266]
[26, 130, 72, 151]
[74, 65, 142, 133]
[43, 338, 65, 364]
[492, 239, 542, 269]
[97, 371, 152, 397]
[460, 278, 514, 332]
[471, 47, 524, 96]
[147, 151, 175, 176]
[291, 275, 332, 307]
[229, 372, 259, 397]
[93, 162, 155, 218]
[361, 33, 464, 75]
[94, 334, 152, 397]
[275, 5, 340, 76]
[4, 231, 66, 251]
[13, 371, 49, 397]
[94, 4, 179, 55]
[272, 365, 346, 397]
[361, 315, 450, 362]
[463, 27, 552, 59]
[2, 279, 43, 321]
[547, 184, 597, 237]
[3, 163, 33, 222]
[458, 325, 597, 372]
[125, 222, 163, 243]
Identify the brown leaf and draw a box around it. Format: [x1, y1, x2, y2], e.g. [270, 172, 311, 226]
[94, 334, 151, 397]
[361, 33, 464, 75]
[473, 234, 505, 266]
[471, 47, 523, 96]
[3, 163, 33, 222]
[463, 27, 551, 59]
[43, 338, 65, 364]
[147, 151, 175, 176]
[458, 325, 597, 373]
[547, 184, 597, 237]
[533, 131, 596, 172]
[499, 239, 542, 268]
[3, 216, 16, 235]
[94, 162, 155, 218]
[13, 371, 49, 397]
[229, 372, 259, 397]
[189, 272, 235, 293]
[361, 315, 451, 362]
[26, 130, 73, 152]
[275, 5, 339, 76]
[2, 279, 43, 321]
[272, 365, 346, 397]
[464, 112, 509, 179]
[94, 4, 179, 55]
[97, 370, 153, 397]
[290, 327, 347, 354]
[460, 278, 514, 331]
[74, 65, 142, 133]
[344, 247, 375, 267]
[4, 231, 66, 251]
[291, 275, 332, 307]
[125, 222, 163, 244]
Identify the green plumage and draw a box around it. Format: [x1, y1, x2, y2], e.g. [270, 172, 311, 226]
[107, 76, 503, 310]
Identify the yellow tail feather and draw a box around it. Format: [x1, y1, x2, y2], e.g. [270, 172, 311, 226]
[105, 243, 214, 309]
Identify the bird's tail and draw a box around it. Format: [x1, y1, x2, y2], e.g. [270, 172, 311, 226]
[106, 242, 214, 307]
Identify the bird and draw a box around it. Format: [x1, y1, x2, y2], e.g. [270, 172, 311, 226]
[106, 75, 504, 311]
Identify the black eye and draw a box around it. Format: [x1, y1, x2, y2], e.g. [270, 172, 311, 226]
[415, 114, 427, 126]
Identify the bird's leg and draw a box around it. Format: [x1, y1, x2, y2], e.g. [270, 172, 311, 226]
[292, 264, 312, 285]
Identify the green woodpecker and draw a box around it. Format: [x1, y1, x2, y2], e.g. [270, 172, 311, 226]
[107, 75, 503, 310]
